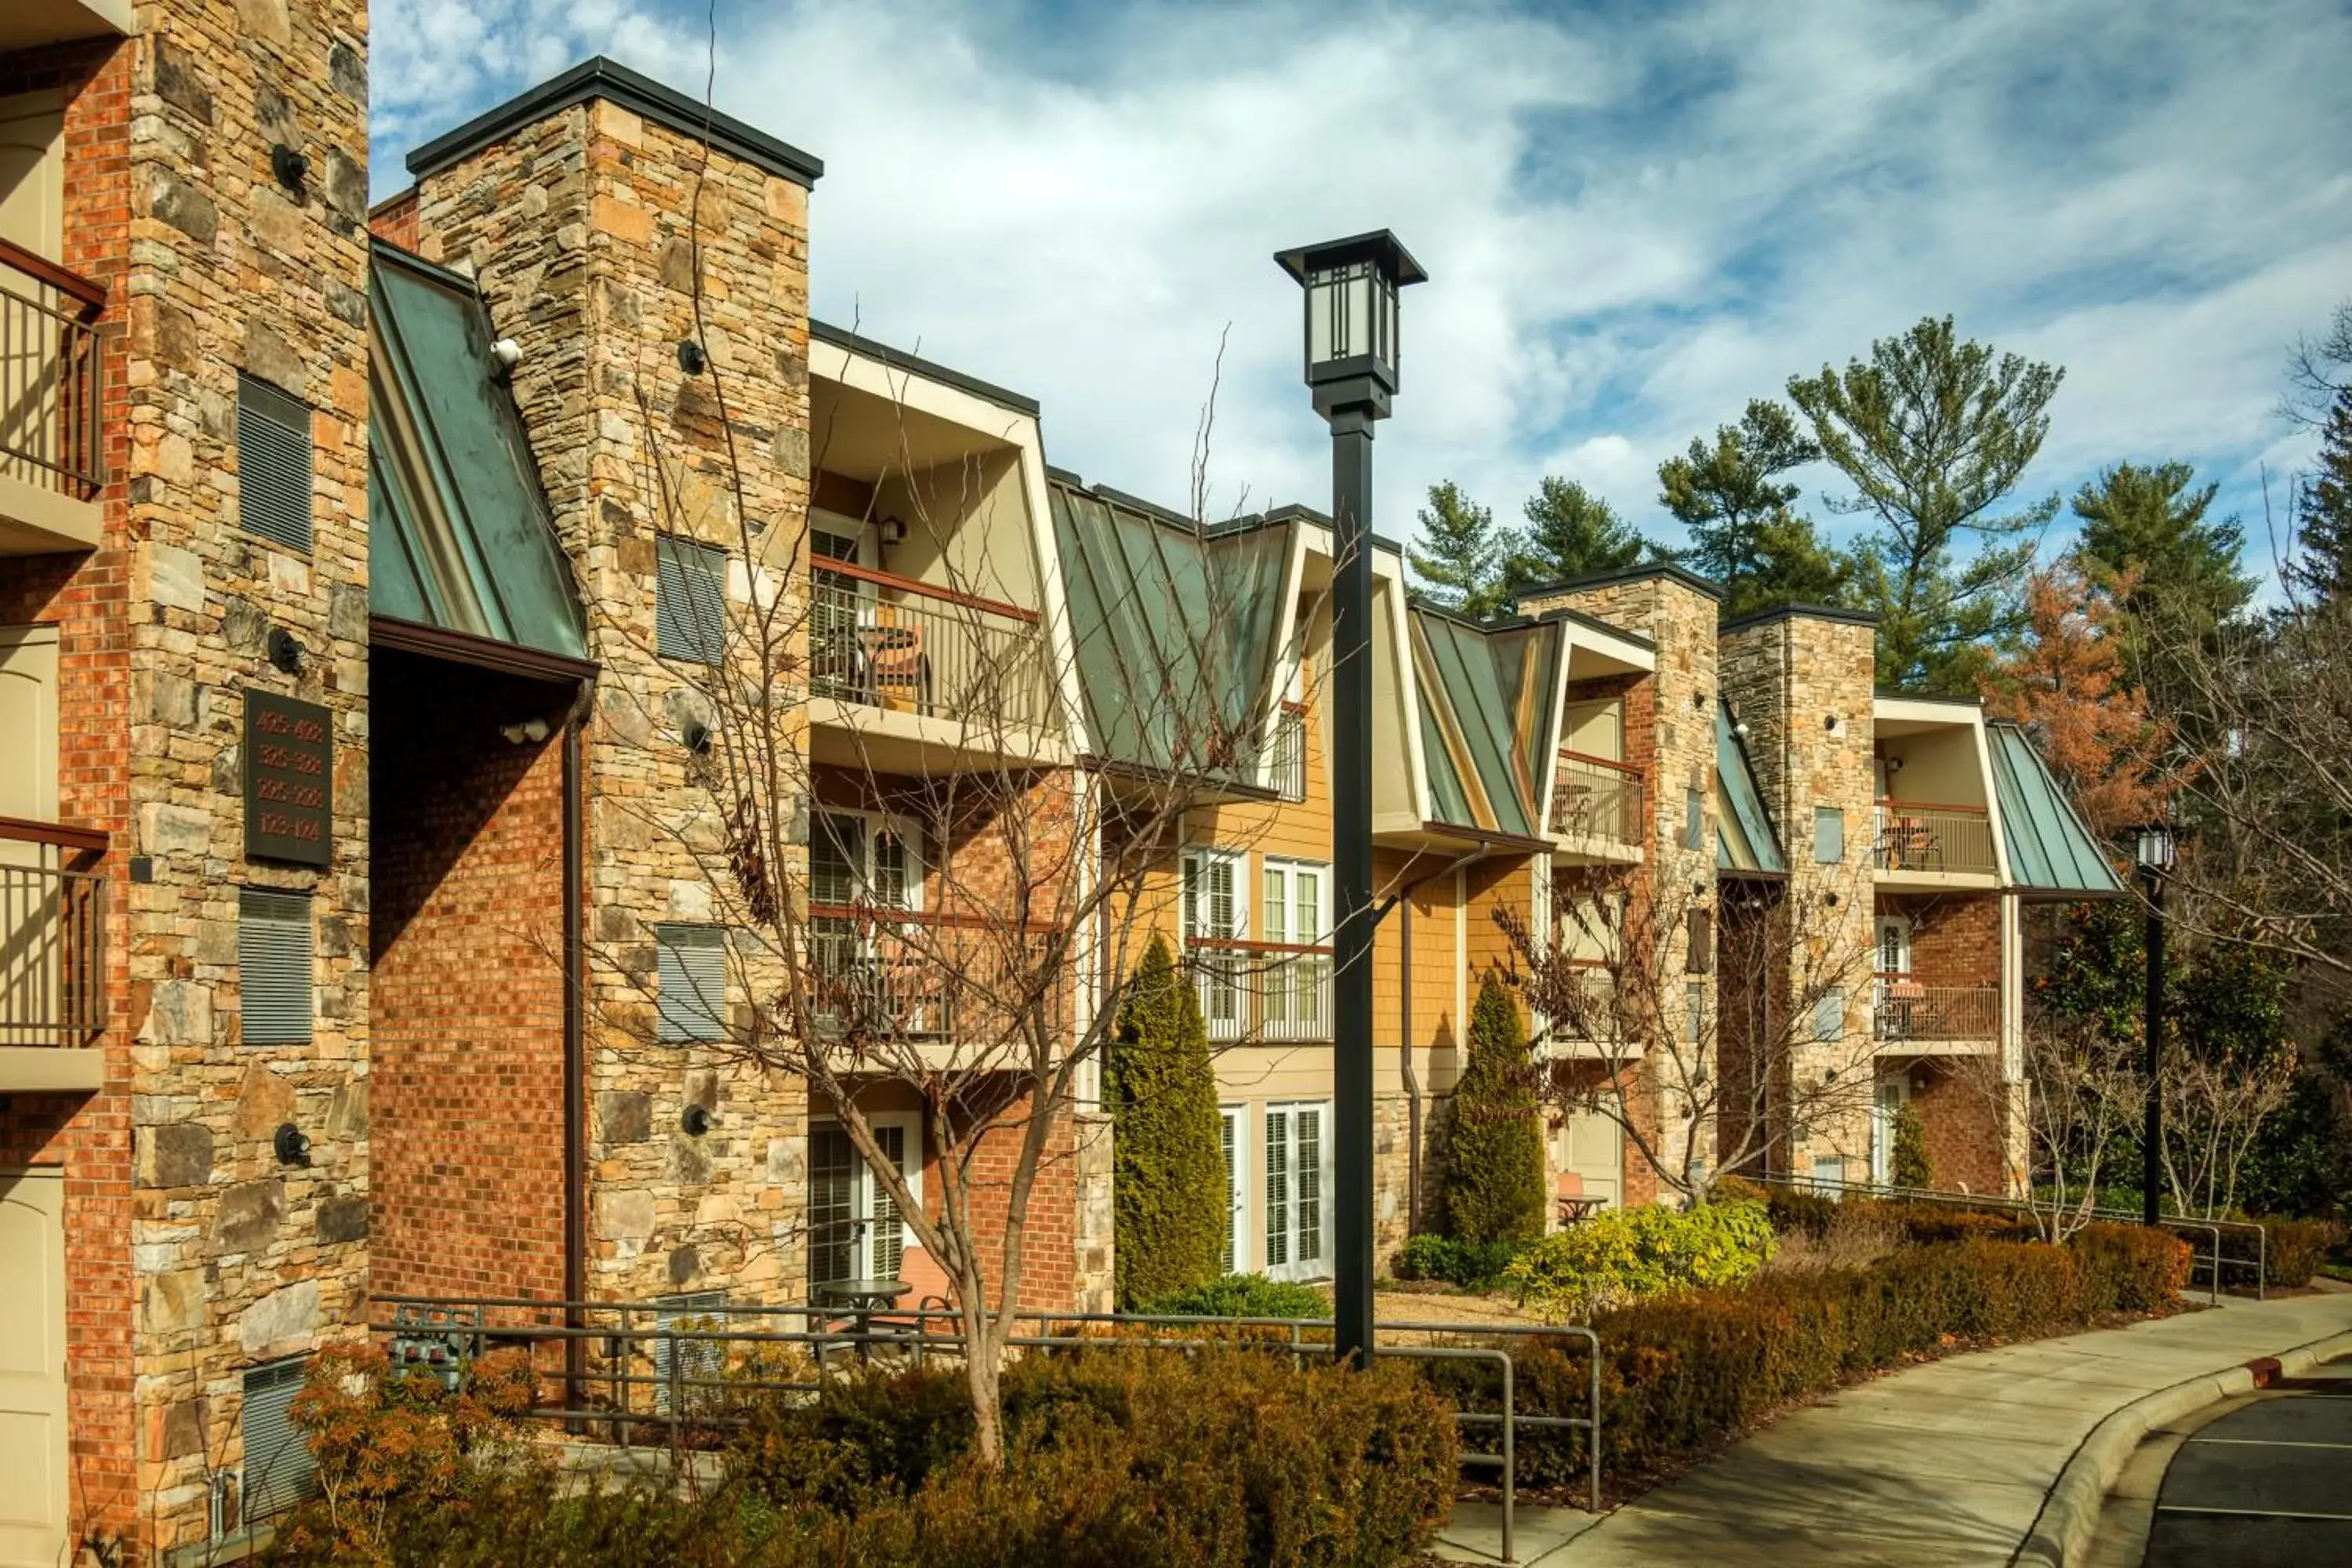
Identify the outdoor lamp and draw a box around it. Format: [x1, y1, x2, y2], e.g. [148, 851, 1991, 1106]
[2133, 822, 2177, 874]
[1275, 230, 1426, 420]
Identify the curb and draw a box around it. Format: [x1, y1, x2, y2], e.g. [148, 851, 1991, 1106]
[2010, 1327, 2352, 1567]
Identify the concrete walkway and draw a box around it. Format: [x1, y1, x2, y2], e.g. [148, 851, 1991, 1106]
[1432, 1290, 2352, 1567]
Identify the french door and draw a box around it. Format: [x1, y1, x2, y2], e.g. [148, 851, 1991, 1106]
[1259, 859, 1330, 1040]
[1183, 848, 1247, 1038]
[808, 1118, 919, 1288]
[1218, 1105, 1247, 1275]
[1264, 1102, 1331, 1283]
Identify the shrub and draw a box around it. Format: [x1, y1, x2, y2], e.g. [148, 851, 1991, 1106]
[2240, 1216, 2349, 1288]
[1440, 973, 1548, 1243]
[1433, 1236, 2102, 1484]
[2067, 1221, 2191, 1313]
[1107, 934, 1229, 1308]
[1891, 1103, 1933, 1189]
[1504, 1200, 1776, 1322]
[1392, 1233, 1528, 1290]
[1142, 1272, 1329, 1320]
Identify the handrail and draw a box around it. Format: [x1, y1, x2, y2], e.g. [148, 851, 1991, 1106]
[0, 236, 105, 317]
[0, 815, 108, 855]
[811, 557, 1041, 626]
[1185, 935, 1333, 956]
[1875, 796, 1987, 815]
[805, 900, 1063, 937]
[1559, 747, 1642, 777]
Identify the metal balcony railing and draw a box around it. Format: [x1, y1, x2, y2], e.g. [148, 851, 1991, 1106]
[1872, 977, 1998, 1043]
[809, 568, 1053, 732]
[1184, 938, 1334, 1044]
[806, 904, 1065, 1041]
[1552, 750, 1643, 846]
[1, 816, 107, 1047]
[1872, 800, 1997, 876]
[0, 238, 106, 499]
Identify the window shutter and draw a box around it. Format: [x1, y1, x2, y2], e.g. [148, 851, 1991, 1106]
[1683, 788, 1704, 851]
[241, 1357, 314, 1523]
[655, 535, 728, 664]
[238, 375, 314, 552]
[1814, 807, 1845, 865]
[239, 888, 314, 1045]
[1686, 908, 1713, 974]
[655, 924, 728, 1042]
[1814, 987, 1846, 1042]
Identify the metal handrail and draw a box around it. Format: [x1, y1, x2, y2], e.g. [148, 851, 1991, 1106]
[1, 855, 107, 1047]
[808, 574, 1053, 729]
[1757, 1173, 2263, 1301]
[1871, 978, 1998, 1042]
[1, 246, 107, 496]
[1871, 799, 1996, 876]
[1553, 750, 1644, 845]
[1182, 938, 1335, 1043]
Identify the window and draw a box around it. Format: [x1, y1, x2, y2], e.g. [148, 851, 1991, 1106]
[810, 810, 922, 909]
[809, 524, 869, 698]
[1260, 858, 1330, 1039]
[1273, 706, 1308, 802]
[1683, 788, 1704, 851]
[238, 374, 312, 552]
[808, 1116, 920, 1288]
[1182, 848, 1247, 1037]
[238, 888, 313, 1045]
[1813, 807, 1845, 865]
[1218, 1105, 1247, 1274]
[1686, 907, 1713, 974]
[655, 533, 728, 664]
[1876, 915, 1911, 975]
[655, 924, 728, 1043]
[1264, 1102, 1330, 1283]
[1814, 987, 1846, 1042]
[241, 1357, 314, 1523]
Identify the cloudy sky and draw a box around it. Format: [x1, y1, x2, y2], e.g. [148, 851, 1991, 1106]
[368, 0, 2352, 586]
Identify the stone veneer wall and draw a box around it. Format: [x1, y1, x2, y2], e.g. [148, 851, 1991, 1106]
[85, 0, 378, 1554]
[1521, 575, 1722, 1193]
[1718, 612, 1878, 1177]
[411, 99, 818, 1304]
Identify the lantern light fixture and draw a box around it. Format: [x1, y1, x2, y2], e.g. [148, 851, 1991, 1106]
[2133, 822, 2178, 874]
[1273, 230, 1427, 421]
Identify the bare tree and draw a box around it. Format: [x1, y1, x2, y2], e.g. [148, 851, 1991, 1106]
[1498, 866, 1880, 1203]
[2160, 1044, 2299, 1220]
[1957, 1007, 2140, 1242]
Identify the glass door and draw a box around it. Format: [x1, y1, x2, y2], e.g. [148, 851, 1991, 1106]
[1184, 849, 1247, 1039]
[1264, 1102, 1330, 1282]
[808, 1119, 915, 1288]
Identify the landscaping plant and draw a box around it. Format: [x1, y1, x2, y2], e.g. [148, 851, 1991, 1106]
[1440, 973, 1548, 1243]
[1106, 934, 1229, 1308]
[1503, 1199, 1777, 1322]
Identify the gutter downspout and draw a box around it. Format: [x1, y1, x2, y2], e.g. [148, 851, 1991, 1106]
[562, 692, 588, 1409]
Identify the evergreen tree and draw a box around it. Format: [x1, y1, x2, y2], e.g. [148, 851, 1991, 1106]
[1407, 481, 1511, 619]
[1105, 933, 1229, 1307]
[2292, 381, 2352, 602]
[1788, 317, 2063, 695]
[2071, 462, 2253, 631]
[1504, 477, 1648, 596]
[1440, 972, 1548, 1244]
[1890, 1102, 1933, 1190]
[1658, 399, 1850, 619]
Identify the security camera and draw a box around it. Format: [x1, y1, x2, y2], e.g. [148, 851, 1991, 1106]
[492, 339, 523, 372]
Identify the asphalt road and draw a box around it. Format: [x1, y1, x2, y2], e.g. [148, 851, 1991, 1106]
[2143, 1361, 2352, 1566]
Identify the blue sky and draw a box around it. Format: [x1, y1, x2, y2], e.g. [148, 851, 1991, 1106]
[368, 0, 2352, 589]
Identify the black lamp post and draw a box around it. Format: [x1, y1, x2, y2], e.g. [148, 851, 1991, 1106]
[1275, 231, 1427, 1369]
[2133, 822, 2176, 1228]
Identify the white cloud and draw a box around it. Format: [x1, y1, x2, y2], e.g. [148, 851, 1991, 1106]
[369, 0, 2352, 586]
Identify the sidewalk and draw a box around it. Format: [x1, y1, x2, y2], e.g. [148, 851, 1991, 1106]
[1433, 1288, 2352, 1567]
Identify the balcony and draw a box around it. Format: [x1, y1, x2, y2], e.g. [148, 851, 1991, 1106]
[806, 567, 1067, 773]
[1552, 750, 1644, 857]
[0, 0, 132, 50]
[1872, 800, 1997, 882]
[0, 238, 106, 556]
[1, 816, 107, 1092]
[1873, 977, 1998, 1052]
[806, 904, 1067, 1055]
[1185, 938, 1334, 1044]
[1538, 961, 1624, 1060]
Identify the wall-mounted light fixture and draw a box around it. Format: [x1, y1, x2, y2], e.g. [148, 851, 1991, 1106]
[273, 1123, 311, 1167]
[681, 1104, 713, 1138]
[267, 627, 307, 675]
[499, 717, 552, 746]
[681, 718, 713, 756]
[1824, 713, 1844, 735]
[270, 143, 309, 198]
[677, 339, 707, 376]
[1885, 755, 1907, 775]
[878, 515, 908, 547]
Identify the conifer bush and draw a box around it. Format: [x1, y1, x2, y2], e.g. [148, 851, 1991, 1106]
[1891, 1102, 1933, 1189]
[1440, 972, 1548, 1244]
[1105, 934, 1229, 1308]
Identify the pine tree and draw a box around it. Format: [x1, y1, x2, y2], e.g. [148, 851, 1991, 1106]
[1890, 1103, 1933, 1190]
[1407, 481, 1511, 619]
[1440, 972, 1548, 1244]
[2071, 461, 2253, 631]
[2292, 383, 2352, 602]
[1788, 317, 2063, 695]
[1105, 933, 1229, 1307]
[1504, 477, 1647, 597]
[1657, 398, 1849, 617]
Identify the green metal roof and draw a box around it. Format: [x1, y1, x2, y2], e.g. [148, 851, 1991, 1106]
[1050, 477, 1289, 776]
[1987, 721, 2125, 897]
[1715, 707, 1785, 875]
[1410, 609, 1559, 839]
[368, 241, 587, 664]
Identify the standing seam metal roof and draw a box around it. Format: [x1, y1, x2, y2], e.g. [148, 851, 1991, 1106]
[1987, 722, 2125, 896]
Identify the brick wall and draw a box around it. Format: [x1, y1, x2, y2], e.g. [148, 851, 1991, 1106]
[1889, 892, 2002, 988]
[368, 658, 571, 1303]
[1907, 1062, 2005, 1194]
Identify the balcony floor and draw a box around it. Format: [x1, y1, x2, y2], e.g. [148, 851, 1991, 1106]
[0, 1046, 103, 1093]
[808, 697, 1071, 775]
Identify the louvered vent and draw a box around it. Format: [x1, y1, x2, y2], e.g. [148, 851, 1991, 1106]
[652, 1290, 728, 1415]
[655, 535, 728, 664]
[240, 888, 314, 1045]
[241, 1357, 315, 1523]
[237, 374, 314, 553]
[655, 924, 728, 1042]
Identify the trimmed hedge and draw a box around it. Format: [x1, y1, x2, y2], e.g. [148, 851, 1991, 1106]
[1392, 1233, 1530, 1290]
[1430, 1232, 2185, 1486]
[1440, 974, 1548, 1244]
[1141, 1272, 1330, 1320]
[2228, 1217, 2348, 1288]
[275, 1346, 1457, 1568]
[1106, 935, 1230, 1308]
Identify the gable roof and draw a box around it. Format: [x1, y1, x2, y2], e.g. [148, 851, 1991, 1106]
[1987, 721, 2125, 897]
[368, 241, 590, 668]
[1410, 608, 1560, 840]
